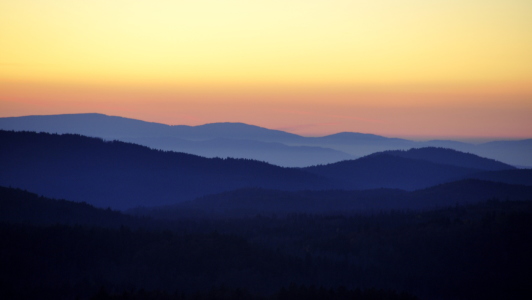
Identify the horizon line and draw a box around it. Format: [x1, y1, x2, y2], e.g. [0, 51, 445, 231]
[1, 112, 531, 143]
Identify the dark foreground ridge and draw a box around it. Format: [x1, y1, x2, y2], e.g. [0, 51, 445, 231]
[131, 179, 532, 218]
[1, 186, 532, 299]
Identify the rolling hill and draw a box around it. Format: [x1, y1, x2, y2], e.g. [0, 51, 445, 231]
[123, 136, 355, 167]
[0, 130, 334, 209]
[0, 186, 147, 228]
[303, 154, 480, 190]
[2, 113, 531, 167]
[374, 147, 515, 171]
[2, 129, 529, 210]
[132, 179, 532, 218]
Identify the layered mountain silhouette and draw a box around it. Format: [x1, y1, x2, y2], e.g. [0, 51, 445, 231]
[1, 113, 531, 167]
[375, 147, 514, 171]
[3, 177, 532, 222]
[463, 169, 532, 186]
[1, 115, 531, 300]
[1, 129, 530, 210]
[132, 179, 532, 218]
[0, 114, 342, 167]
[124, 136, 354, 167]
[303, 148, 518, 191]
[0, 130, 333, 209]
[0, 186, 146, 228]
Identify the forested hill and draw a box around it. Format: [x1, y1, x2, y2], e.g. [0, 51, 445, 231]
[0, 186, 149, 228]
[464, 169, 532, 186]
[2, 130, 528, 210]
[133, 179, 532, 218]
[0, 130, 334, 209]
[303, 154, 480, 190]
[376, 147, 515, 171]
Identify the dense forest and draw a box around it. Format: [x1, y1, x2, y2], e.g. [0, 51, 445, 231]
[2, 186, 532, 299]
[132, 179, 532, 218]
[2, 130, 532, 299]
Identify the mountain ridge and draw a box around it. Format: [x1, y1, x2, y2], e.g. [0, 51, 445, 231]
[131, 179, 532, 218]
[304, 153, 482, 190]
[2, 130, 529, 210]
[1, 113, 531, 167]
[0, 130, 335, 209]
[373, 147, 515, 171]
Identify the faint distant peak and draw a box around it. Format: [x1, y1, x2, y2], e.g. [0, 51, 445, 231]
[196, 122, 294, 132]
[66, 113, 107, 116]
[197, 122, 263, 128]
[325, 131, 384, 138]
[480, 139, 532, 146]
[187, 122, 303, 140]
[318, 131, 409, 142]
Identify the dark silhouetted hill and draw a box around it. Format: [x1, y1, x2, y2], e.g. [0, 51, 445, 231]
[133, 188, 408, 218]
[303, 153, 480, 190]
[409, 179, 532, 207]
[0, 186, 150, 228]
[464, 169, 532, 186]
[3, 129, 527, 211]
[1, 183, 532, 299]
[133, 179, 532, 218]
[0, 130, 334, 209]
[378, 147, 515, 171]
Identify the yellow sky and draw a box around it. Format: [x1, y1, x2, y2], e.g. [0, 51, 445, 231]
[1, 0, 531, 138]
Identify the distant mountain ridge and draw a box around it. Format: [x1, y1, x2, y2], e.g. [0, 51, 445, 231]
[312, 131, 410, 143]
[2, 129, 530, 210]
[1, 113, 531, 167]
[124, 136, 354, 167]
[0, 114, 350, 167]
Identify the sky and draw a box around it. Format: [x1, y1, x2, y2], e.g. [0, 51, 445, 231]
[1, 0, 531, 140]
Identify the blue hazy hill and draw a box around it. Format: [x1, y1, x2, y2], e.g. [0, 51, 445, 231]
[124, 136, 354, 167]
[0, 114, 352, 167]
[2, 113, 531, 167]
[0, 113, 174, 138]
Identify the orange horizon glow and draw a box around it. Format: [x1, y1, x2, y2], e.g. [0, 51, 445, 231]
[1, 1, 531, 139]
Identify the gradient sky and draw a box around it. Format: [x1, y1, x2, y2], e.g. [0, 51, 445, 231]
[1, 0, 531, 139]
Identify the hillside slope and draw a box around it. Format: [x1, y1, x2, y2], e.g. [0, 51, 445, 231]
[378, 147, 515, 171]
[0, 130, 334, 209]
[304, 154, 480, 190]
